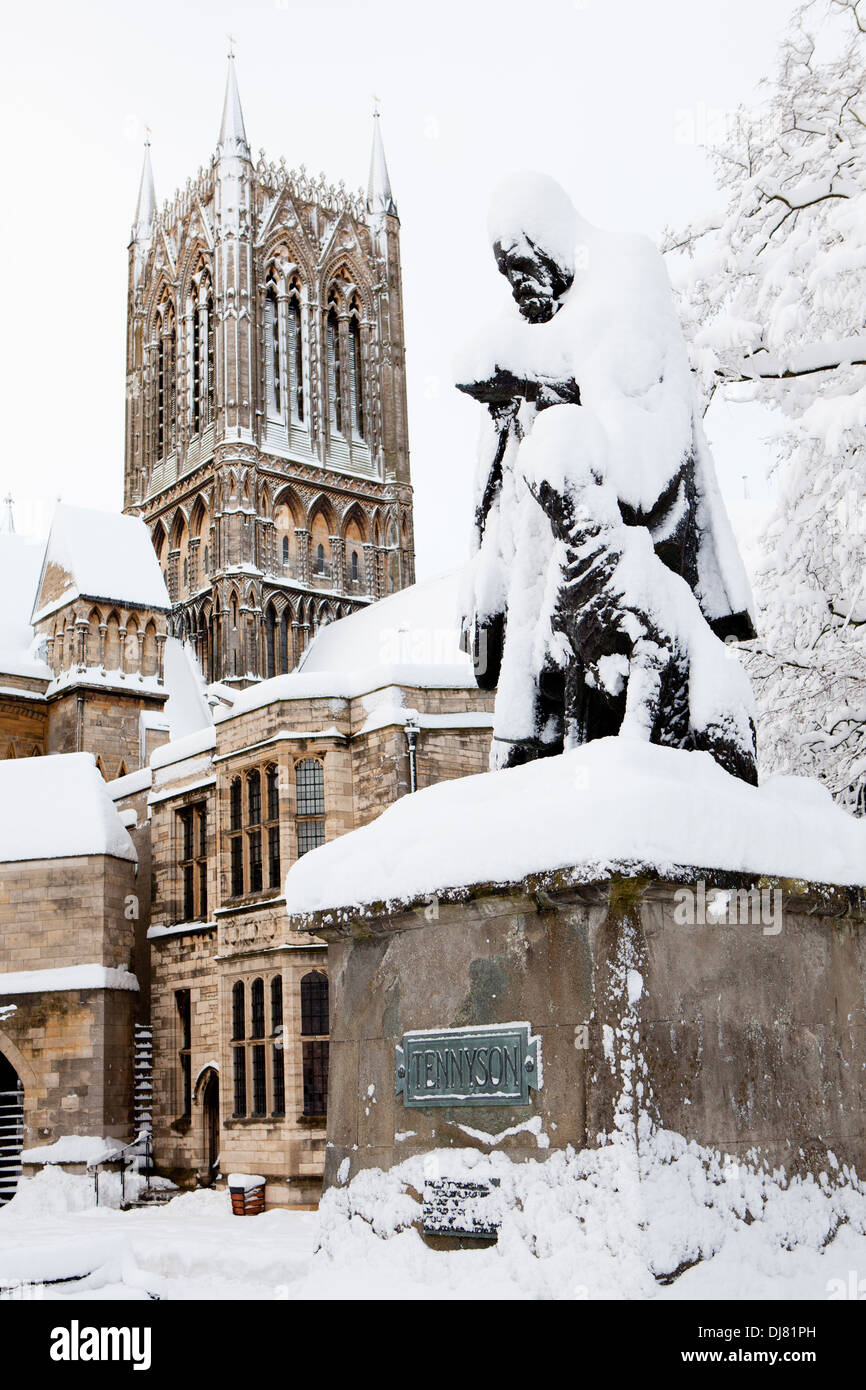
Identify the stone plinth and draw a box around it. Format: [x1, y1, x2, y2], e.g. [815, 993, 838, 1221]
[297, 873, 866, 1190]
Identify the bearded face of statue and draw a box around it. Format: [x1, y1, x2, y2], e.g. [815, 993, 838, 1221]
[493, 235, 574, 323]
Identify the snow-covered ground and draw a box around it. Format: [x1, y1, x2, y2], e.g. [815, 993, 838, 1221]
[2, 1139, 865, 1302]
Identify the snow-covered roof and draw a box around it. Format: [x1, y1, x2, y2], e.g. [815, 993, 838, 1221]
[0, 532, 51, 680]
[163, 637, 213, 739]
[214, 572, 477, 725]
[31, 504, 170, 623]
[0, 753, 137, 864]
[284, 738, 866, 915]
[150, 723, 216, 772]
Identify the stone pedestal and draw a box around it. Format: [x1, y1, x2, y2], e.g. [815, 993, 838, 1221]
[300, 873, 866, 1190]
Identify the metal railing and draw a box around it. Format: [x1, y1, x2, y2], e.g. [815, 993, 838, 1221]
[87, 1130, 154, 1206]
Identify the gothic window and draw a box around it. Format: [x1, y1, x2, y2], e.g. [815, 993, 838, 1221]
[300, 973, 329, 1117]
[233, 1042, 246, 1117]
[231, 974, 285, 1120]
[232, 980, 245, 1040]
[349, 304, 364, 440]
[248, 769, 261, 825]
[282, 535, 289, 567]
[177, 802, 207, 922]
[250, 978, 265, 1039]
[296, 758, 325, 857]
[271, 975, 283, 1033]
[205, 290, 215, 424]
[157, 300, 177, 459]
[265, 602, 277, 680]
[316, 543, 325, 575]
[176, 989, 192, 1119]
[351, 550, 359, 582]
[266, 764, 281, 888]
[272, 1040, 285, 1117]
[326, 302, 342, 435]
[228, 765, 281, 898]
[288, 286, 304, 423]
[229, 777, 243, 897]
[251, 1045, 267, 1117]
[191, 293, 201, 434]
[247, 770, 262, 893]
[265, 280, 281, 417]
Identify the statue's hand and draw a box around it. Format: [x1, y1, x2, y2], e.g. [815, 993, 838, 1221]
[535, 377, 581, 410]
[456, 366, 533, 406]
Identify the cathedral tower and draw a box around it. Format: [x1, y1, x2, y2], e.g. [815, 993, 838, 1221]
[124, 59, 414, 686]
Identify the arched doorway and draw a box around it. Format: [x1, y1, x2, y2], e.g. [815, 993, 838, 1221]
[0, 1053, 24, 1207]
[201, 1070, 220, 1188]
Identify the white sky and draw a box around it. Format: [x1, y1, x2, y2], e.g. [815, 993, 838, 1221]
[0, 0, 797, 572]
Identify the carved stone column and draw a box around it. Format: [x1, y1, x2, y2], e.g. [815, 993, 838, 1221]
[295, 528, 311, 585]
[363, 543, 376, 597]
[330, 536, 345, 592]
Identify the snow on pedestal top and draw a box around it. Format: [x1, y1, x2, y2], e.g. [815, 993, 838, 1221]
[284, 739, 866, 916]
[0, 752, 137, 864]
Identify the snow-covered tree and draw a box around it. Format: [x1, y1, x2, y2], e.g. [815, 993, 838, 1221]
[663, 0, 866, 807]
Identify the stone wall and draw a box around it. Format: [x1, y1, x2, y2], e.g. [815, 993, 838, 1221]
[0, 851, 141, 1146]
[312, 875, 866, 1188]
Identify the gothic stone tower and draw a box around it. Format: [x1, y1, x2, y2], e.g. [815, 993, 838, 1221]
[124, 59, 415, 686]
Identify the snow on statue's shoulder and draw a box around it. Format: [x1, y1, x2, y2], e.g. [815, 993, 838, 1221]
[284, 740, 866, 917]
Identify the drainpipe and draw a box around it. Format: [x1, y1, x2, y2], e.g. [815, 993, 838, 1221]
[404, 718, 420, 794]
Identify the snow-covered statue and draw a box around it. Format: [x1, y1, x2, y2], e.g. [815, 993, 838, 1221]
[456, 172, 759, 784]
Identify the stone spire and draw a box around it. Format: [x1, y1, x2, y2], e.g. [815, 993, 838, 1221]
[218, 51, 250, 161]
[1, 494, 14, 535]
[367, 108, 397, 219]
[132, 137, 156, 242]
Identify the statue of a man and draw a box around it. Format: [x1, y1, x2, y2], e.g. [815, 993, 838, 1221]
[456, 172, 758, 784]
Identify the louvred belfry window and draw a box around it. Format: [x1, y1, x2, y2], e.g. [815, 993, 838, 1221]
[205, 291, 215, 424]
[191, 296, 201, 434]
[349, 306, 364, 440]
[265, 282, 281, 416]
[327, 303, 342, 435]
[288, 289, 304, 422]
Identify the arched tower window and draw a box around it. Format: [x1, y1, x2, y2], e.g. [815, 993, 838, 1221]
[326, 298, 342, 436]
[191, 289, 201, 434]
[265, 276, 281, 417]
[205, 287, 215, 424]
[157, 299, 177, 459]
[349, 298, 364, 441]
[288, 279, 304, 423]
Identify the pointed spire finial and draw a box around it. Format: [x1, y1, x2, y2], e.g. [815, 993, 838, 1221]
[367, 103, 397, 219]
[218, 47, 250, 160]
[132, 136, 156, 243]
[1, 494, 15, 536]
